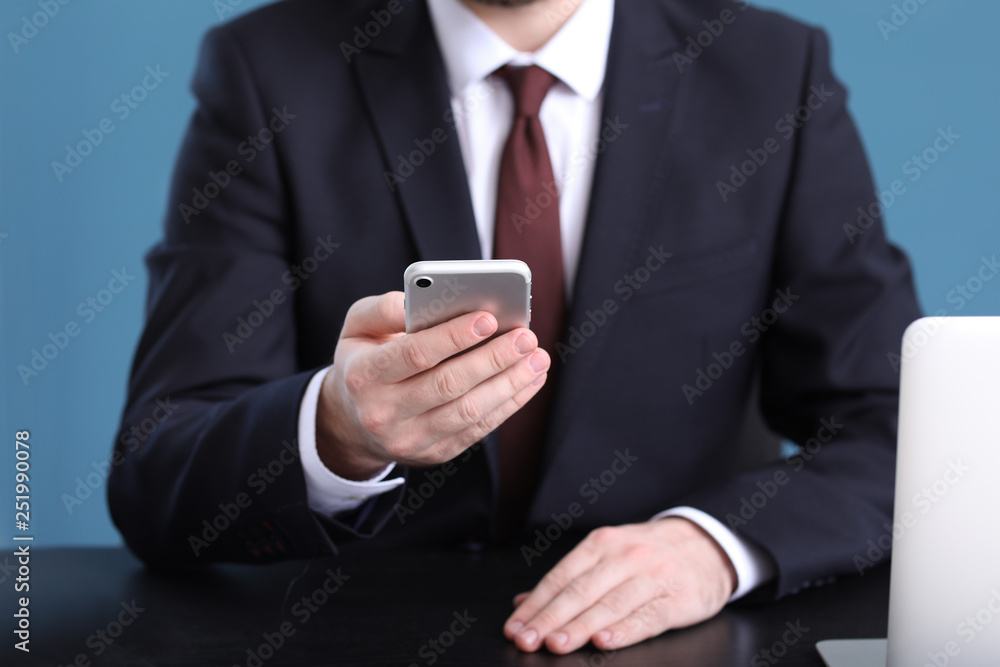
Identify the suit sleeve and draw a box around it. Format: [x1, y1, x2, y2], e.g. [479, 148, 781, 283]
[107, 26, 404, 568]
[676, 28, 922, 598]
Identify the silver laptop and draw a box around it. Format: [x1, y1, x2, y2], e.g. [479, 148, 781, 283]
[817, 316, 1000, 666]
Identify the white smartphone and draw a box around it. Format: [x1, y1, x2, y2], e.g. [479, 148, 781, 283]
[404, 260, 531, 335]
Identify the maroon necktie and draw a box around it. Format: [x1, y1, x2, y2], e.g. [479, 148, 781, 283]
[492, 65, 566, 541]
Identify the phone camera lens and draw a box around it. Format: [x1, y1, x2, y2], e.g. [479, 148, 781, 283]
[415, 277, 433, 288]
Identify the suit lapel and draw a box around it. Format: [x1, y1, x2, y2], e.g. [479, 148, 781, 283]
[351, 2, 481, 261]
[537, 0, 688, 483]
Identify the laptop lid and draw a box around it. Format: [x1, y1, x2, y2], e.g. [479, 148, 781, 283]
[885, 316, 1000, 665]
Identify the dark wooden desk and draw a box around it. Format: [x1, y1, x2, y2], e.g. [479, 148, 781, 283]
[5, 543, 888, 666]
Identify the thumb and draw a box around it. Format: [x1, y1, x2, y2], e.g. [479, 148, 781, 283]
[340, 291, 405, 339]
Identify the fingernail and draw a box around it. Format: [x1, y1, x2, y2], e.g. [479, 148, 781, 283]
[474, 317, 495, 337]
[519, 628, 538, 647]
[550, 632, 568, 647]
[529, 350, 548, 373]
[595, 631, 612, 646]
[507, 620, 523, 635]
[515, 333, 533, 355]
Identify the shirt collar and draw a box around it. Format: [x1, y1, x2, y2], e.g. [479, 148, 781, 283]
[426, 0, 614, 101]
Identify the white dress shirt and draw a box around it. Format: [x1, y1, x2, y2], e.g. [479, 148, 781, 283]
[298, 0, 774, 600]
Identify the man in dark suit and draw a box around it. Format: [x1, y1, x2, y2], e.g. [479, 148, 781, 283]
[108, 0, 921, 654]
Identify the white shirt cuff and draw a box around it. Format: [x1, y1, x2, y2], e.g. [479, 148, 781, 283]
[297, 367, 405, 517]
[651, 505, 775, 601]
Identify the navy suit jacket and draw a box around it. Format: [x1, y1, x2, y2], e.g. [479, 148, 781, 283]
[108, 0, 922, 598]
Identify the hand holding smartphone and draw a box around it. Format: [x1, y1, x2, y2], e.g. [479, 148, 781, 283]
[404, 259, 531, 336]
[313, 260, 546, 481]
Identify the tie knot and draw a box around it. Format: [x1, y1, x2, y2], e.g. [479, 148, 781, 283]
[496, 65, 558, 118]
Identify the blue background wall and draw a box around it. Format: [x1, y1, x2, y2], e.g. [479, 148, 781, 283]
[1, 0, 998, 547]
